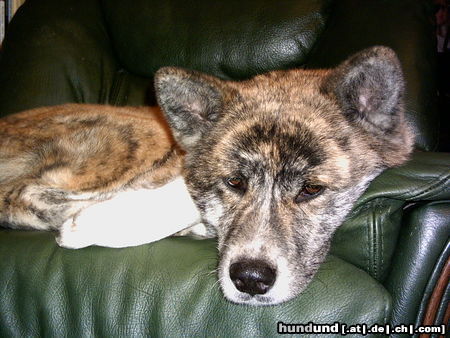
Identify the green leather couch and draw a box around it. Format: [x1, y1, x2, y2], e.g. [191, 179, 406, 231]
[0, 0, 448, 336]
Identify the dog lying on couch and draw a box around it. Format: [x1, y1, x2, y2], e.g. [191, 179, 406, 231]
[0, 47, 413, 305]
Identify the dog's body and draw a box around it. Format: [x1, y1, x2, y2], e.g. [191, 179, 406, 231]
[0, 105, 202, 247]
[0, 47, 414, 305]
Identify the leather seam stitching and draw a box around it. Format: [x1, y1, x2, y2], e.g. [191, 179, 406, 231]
[394, 171, 450, 201]
[372, 200, 379, 280]
[366, 202, 372, 277]
[380, 202, 384, 277]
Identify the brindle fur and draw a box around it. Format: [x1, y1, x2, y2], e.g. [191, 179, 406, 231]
[0, 105, 183, 230]
[0, 46, 414, 306]
[154, 46, 414, 305]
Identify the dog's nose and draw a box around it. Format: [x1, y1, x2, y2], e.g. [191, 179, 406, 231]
[229, 260, 276, 296]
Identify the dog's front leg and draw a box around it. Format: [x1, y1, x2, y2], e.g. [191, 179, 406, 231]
[56, 177, 201, 249]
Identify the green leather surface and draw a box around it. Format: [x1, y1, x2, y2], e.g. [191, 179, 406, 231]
[384, 202, 450, 331]
[304, 0, 438, 151]
[0, 0, 120, 116]
[331, 152, 450, 281]
[0, 231, 391, 337]
[359, 152, 450, 203]
[101, 0, 333, 79]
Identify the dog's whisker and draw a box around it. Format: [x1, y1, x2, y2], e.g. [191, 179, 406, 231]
[207, 276, 223, 294]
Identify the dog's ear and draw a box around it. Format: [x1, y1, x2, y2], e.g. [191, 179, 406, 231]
[322, 46, 404, 135]
[154, 67, 226, 151]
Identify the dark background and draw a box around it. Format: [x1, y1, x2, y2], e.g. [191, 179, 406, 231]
[436, 0, 450, 151]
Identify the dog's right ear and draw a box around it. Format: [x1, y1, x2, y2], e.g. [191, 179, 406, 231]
[154, 67, 226, 151]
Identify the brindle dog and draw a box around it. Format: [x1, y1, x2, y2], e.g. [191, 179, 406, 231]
[0, 47, 413, 305]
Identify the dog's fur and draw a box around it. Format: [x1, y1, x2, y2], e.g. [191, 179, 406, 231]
[0, 47, 414, 305]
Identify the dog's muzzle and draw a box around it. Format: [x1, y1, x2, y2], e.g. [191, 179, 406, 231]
[229, 259, 276, 296]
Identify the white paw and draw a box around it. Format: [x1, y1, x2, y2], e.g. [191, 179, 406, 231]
[55, 178, 201, 249]
[56, 216, 94, 249]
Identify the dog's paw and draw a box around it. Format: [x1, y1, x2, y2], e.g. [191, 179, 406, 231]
[55, 179, 202, 249]
[55, 216, 93, 249]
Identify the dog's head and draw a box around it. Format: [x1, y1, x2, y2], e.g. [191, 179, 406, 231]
[155, 46, 414, 305]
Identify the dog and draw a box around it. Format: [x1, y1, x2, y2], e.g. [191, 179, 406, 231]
[0, 46, 414, 305]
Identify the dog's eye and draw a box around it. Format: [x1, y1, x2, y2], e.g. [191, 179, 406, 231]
[295, 184, 324, 203]
[225, 176, 247, 193]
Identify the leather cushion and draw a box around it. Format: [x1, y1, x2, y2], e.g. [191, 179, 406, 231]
[0, 231, 391, 336]
[100, 0, 333, 79]
[0, 0, 121, 116]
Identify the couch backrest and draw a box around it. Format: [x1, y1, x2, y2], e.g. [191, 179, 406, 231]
[101, 0, 333, 79]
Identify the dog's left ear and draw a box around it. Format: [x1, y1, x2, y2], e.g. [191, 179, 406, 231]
[322, 46, 404, 135]
[154, 67, 226, 151]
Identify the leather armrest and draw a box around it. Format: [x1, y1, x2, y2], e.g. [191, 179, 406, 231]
[384, 201, 450, 332]
[361, 152, 450, 203]
[331, 152, 450, 280]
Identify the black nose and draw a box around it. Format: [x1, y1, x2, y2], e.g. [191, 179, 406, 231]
[229, 260, 276, 296]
